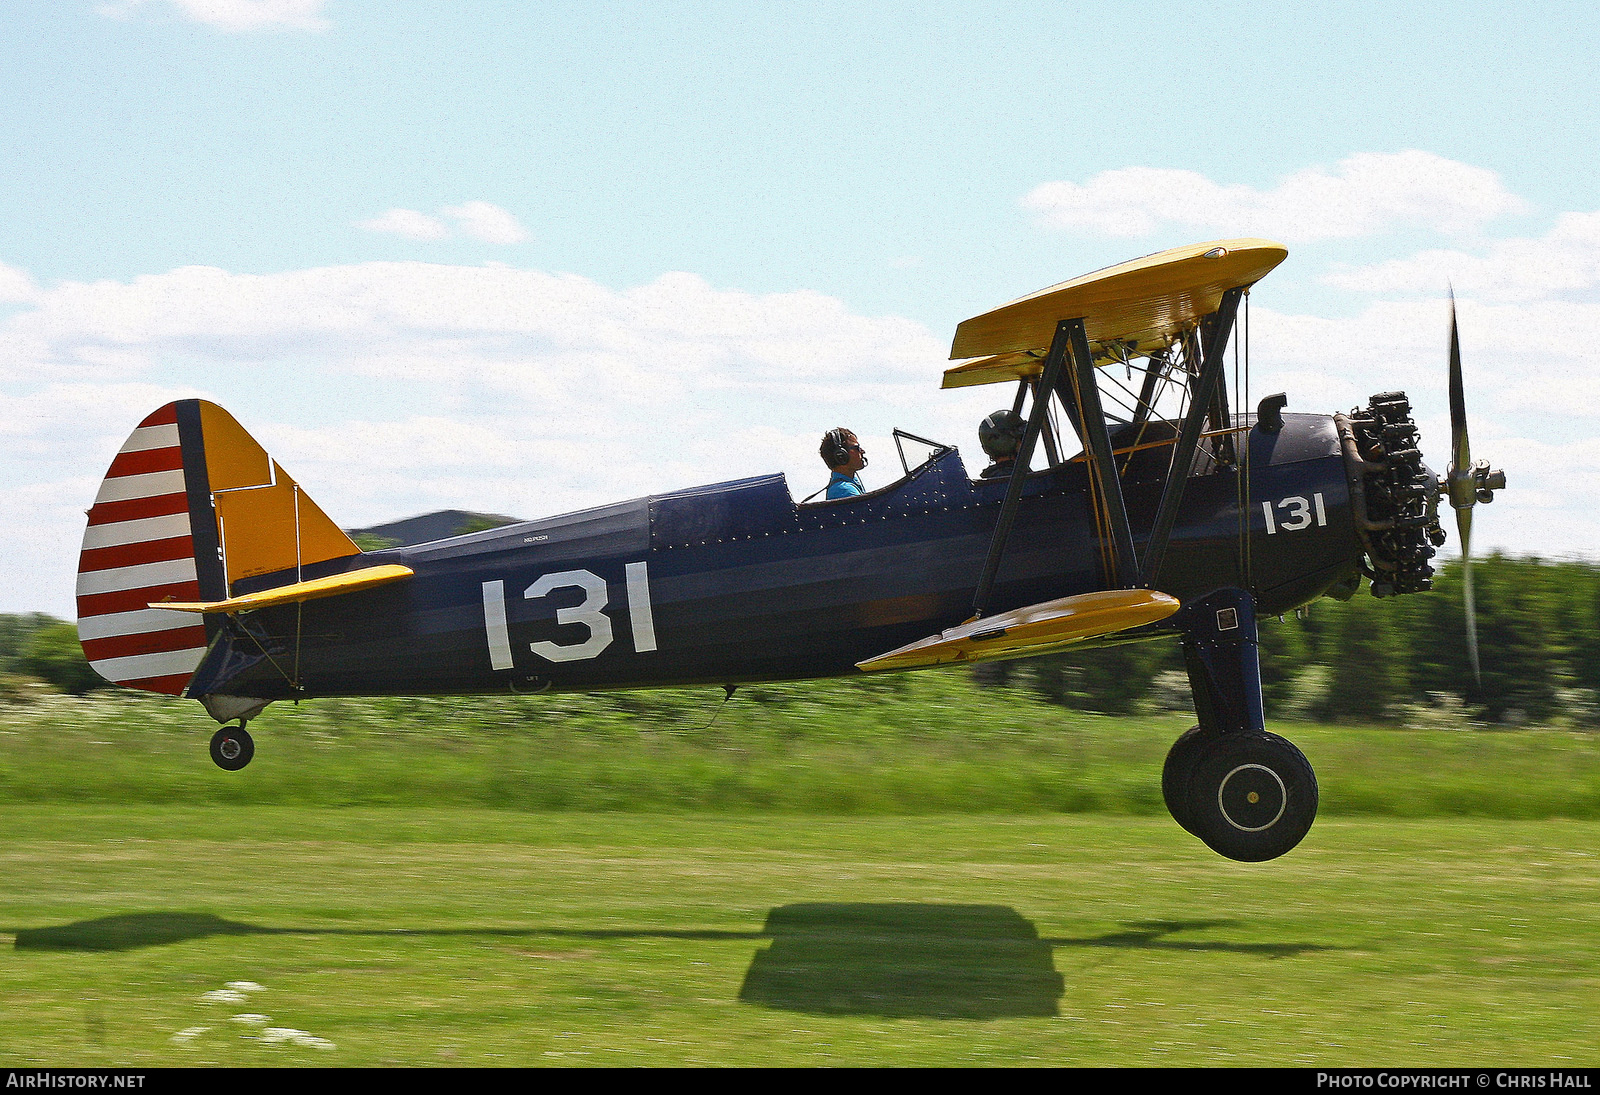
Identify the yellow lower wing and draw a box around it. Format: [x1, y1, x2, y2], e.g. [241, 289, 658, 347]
[152, 564, 414, 615]
[856, 589, 1180, 672]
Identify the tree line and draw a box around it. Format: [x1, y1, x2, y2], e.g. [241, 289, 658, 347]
[4, 553, 1596, 724]
[980, 554, 1597, 725]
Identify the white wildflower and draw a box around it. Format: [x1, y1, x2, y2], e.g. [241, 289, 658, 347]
[259, 1027, 336, 1050]
[199, 989, 247, 1004]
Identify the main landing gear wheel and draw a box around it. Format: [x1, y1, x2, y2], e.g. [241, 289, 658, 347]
[1184, 732, 1317, 862]
[1162, 725, 1219, 836]
[209, 724, 255, 771]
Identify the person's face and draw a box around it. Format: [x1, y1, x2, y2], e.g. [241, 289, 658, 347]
[841, 435, 866, 474]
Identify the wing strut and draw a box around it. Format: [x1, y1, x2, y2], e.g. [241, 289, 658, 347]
[1128, 348, 1166, 432]
[1060, 318, 1137, 588]
[971, 320, 1072, 619]
[1139, 287, 1244, 588]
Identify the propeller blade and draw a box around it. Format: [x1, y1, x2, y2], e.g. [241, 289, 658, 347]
[1457, 504, 1480, 686]
[1447, 290, 1481, 686]
[1448, 291, 1470, 476]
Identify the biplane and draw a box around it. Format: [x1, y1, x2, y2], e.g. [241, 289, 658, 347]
[75, 239, 1505, 862]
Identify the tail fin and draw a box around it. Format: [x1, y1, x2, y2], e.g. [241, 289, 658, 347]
[76, 400, 360, 695]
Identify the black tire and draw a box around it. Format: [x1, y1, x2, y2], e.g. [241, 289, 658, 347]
[1162, 725, 1219, 836]
[1185, 731, 1317, 862]
[209, 725, 255, 772]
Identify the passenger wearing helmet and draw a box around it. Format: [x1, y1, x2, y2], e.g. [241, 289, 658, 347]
[819, 428, 868, 499]
[978, 409, 1026, 479]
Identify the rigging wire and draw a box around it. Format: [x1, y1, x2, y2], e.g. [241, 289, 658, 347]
[1068, 359, 1115, 585]
[1244, 291, 1253, 588]
[235, 615, 298, 691]
[1125, 351, 1186, 479]
[1235, 300, 1245, 582]
[1231, 292, 1254, 589]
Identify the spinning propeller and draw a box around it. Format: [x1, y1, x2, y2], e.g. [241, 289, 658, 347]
[1443, 292, 1507, 684]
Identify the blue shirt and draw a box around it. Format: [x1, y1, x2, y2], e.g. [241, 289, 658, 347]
[826, 472, 864, 499]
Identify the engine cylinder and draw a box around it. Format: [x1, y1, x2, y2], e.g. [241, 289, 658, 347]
[1339, 392, 1445, 597]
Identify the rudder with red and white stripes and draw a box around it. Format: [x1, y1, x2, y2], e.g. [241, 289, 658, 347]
[76, 399, 362, 697]
[76, 403, 219, 695]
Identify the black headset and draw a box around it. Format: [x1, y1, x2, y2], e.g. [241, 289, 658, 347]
[820, 428, 866, 469]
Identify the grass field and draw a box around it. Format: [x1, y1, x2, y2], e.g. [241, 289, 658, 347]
[3, 679, 1599, 1066]
[2, 808, 1598, 1067]
[5, 676, 1600, 817]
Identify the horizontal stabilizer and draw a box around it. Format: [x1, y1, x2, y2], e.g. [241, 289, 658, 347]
[856, 589, 1180, 672]
[152, 564, 414, 615]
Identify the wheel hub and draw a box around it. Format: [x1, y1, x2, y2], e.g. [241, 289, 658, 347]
[1216, 763, 1287, 832]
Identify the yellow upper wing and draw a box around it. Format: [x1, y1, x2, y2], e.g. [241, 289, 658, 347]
[945, 239, 1286, 387]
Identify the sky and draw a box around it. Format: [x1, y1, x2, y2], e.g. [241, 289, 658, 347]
[3, 0, 1598, 617]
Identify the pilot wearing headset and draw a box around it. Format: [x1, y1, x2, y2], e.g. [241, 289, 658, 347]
[978, 409, 1026, 479]
[819, 428, 868, 499]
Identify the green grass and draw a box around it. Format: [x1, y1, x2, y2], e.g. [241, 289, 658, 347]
[2, 808, 1597, 1066]
[4, 681, 1599, 1064]
[4, 674, 1600, 817]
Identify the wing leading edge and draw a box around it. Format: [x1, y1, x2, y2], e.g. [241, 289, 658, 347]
[855, 588, 1180, 672]
[945, 238, 1286, 379]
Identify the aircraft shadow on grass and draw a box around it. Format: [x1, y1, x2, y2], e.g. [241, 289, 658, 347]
[737, 903, 1065, 1019]
[735, 905, 1340, 1019]
[6, 912, 759, 952]
[12, 906, 1340, 1020]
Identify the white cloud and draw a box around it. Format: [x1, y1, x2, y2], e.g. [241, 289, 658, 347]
[1323, 210, 1600, 302]
[1022, 151, 1529, 242]
[96, 0, 331, 32]
[0, 259, 1001, 615]
[442, 202, 530, 245]
[5, 224, 1591, 616]
[0, 262, 39, 303]
[357, 208, 450, 241]
[358, 203, 530, 245]
[1444, 435, 1600, 561]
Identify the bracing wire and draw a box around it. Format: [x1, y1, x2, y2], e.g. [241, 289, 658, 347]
[1070, 361, 1115, 585]
[1244, 291, 1253, 588]
[1100, 366, 1151, 417]
[1117, 353, 1186, 479]
[1235, 299, 1245, 582]
[1231, 293, 1254, 589]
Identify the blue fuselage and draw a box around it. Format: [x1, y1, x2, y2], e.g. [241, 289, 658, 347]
[188, 414, 1359, 701]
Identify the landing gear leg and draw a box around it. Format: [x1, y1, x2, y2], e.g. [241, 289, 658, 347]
[209, 722, 255, 771]
[1166, 588, 1318, 861]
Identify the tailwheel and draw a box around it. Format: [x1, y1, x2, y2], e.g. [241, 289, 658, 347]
[209, 723, 255, 772]
[1162, 725, 1219, 836]
[1184, 732, 1317, 862]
